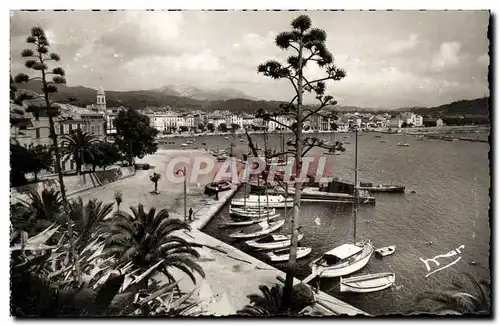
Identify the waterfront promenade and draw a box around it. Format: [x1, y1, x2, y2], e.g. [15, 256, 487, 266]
[71, 149, 368, 316]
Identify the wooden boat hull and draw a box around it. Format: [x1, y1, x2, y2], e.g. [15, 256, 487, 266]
[230, 208, 276, 218]
[267, 247, 312, 262]
[229, 219, 285, 239]
[246, 233, 304, 250]
[340, 272, 395, 293]
[311, 243, 374, 279]
[224, 214, 280, 227]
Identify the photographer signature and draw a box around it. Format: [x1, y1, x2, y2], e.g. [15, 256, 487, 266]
[419, 245, 465, 278]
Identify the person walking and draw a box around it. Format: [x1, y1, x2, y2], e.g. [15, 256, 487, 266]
[189, 207, 194, 221]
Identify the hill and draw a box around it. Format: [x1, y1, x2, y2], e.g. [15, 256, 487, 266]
[15, 81, 489, 119]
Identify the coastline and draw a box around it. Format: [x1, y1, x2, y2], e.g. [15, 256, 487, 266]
[68, 148, 368, 316]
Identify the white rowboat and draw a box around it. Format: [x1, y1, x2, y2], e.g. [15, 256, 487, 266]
[246, 233, 304, 250]
[375, 245, 396, 257]
[267, 247, 312, 262]
[340, 272, 395, 293]
[229, 219, 285, 239]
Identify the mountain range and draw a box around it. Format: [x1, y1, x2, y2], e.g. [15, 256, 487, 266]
[15, 80, 490, 118]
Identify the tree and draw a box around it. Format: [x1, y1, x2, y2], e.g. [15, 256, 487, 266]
[114, 190, 123, 212]
[15, 188, 64, 237]
[149, 172, 162, 194]
[206, 123, 215, 132]
[28, 144, 54, 181]
[10, 143, 34, 186]
[102, 204, 205, 286]
[69, 197, 114, 252]
[60, 129, 100, 175]
[231, 123, 241, 132]
[14, 26, 80, 275]
[197, 123, 205, 131]
[254, 14, 346, 305]
[84, 142, 121, 172]
[178, 126, 189, 133]
[401, 122, 408, 128]
[218, 123, 228, 132]
[236, 283, 318, 316]
[114, 109, 158, 166]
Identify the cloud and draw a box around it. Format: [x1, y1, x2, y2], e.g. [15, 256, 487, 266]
[432, 41, 462, 71]
[386, 33, 420, 54]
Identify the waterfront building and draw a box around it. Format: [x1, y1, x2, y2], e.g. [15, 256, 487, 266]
[152, 111, 185, 132]
[12, 94, 106, 172]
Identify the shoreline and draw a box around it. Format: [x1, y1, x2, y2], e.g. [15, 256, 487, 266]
[63, 149, 368, 316]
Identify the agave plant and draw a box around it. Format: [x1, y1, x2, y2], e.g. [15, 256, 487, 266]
[102, 204, 205, 288]
[237, 283, 316, 316]
[417, 273, 490, 315]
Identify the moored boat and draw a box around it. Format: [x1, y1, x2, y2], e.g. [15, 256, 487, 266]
[375, 245, 396, 257]
[231, 194, 294, 208]
[302, 241, 374, 284]
[340, 272, 395, 293]
[229, 219, 285, 239]
[246, 232, 304, 250]
[230, 207, 276, 218]
[204, 180, 232, 194]
[357, 182, 405, 193]
[397, 143, 410, 147]
[224, 214, 281, 227]
[267, 246, 312, 262]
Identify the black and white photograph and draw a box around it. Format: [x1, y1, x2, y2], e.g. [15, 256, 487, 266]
[8, 7, 492, 318]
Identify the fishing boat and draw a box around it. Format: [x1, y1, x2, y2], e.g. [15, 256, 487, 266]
[246, 232, 304, 250]
[302, 129, 374, 284]
[186, 140, 194, 144]
[230, 207, 276, 218]
[340, 272, 395, 293]
[204, 180, 232, 194]
[267, 247, 312, 262]
[201, 142, 207, 146]
[224, 136, 229, 139]
[230, 194, 294, 208]
[357, 182, 405, 193]
[375, 245, 396, 257]
[397, 142, 410, 147]
[224, 214, 281, 227]
[374, 135, 383, 138]
[229, 219, 285, 239]
[181, 143, 188, 147]
[380, 140, 387, 143]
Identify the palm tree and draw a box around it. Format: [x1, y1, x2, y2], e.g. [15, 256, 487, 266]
[149, 172, 162, 194]
[417, 273, 490, 315]
[114, 191, 123, 212]
[69, 197, 114, 251]
[60, 129, 100, 175]
[237, 283, 317, 316]
[16, 188, 64, 236]
[102, 204, 205, 287]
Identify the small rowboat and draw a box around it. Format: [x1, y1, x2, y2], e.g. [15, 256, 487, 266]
[375, 245, 396, 257]
[397, 143, 410, 147]
[224, 214, 281, 227]
[246, 233, 304, 250]
[340, 272, 395, 293]
[357, 183, 405, 193]
[267, 247, 312, 262]
[229, 219, 285, 239]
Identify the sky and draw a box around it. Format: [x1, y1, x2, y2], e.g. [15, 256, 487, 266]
[10, 10, 490, 109]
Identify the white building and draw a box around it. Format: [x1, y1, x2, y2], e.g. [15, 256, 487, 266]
[152, 112, 185, 131]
